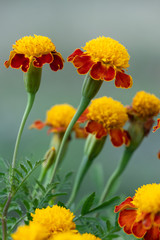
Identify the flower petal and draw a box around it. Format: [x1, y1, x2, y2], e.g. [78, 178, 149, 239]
[50, 53, 64, 71]
[144, 226, 160, 240]
[33, 53, 53, 68]
[115, 71, 133, 88]
[153, 118, 160, 132]
[103, 66, 115, 81]
[73, 55, 91, 68]
[67, 48, 84, 62]
[132, 221, 147, 238]
[114, 197, 134, 213]
[29, 120, 46, 130]
[142, 213, 153, 229]
[118, 209, 137, 234]
[11, 53, 30, 72]
[122, 130, 131, 146]
[77, 108, 89, 123]
[85, 121, 107, 139]
[109, 129, 125, 147]
[154, 212, 160, 226]
[75, 128, 88, 138]
[77, 59, 94, 75]
[90, 62, 104, 80]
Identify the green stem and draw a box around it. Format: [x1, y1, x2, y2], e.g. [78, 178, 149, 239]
[12, 93, 35, 170]
[1, 93, 35, 240]
[50, 96, 90, 183]
[66, 155, 90, 207]
[99, 147, 134, 204]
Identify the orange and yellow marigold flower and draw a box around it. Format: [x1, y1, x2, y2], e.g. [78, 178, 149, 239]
[30, 103, 86, 137]
[115, 183, 160, 240]
[51, 232, 102, 240]
[68, 36, 132, 89]
[31, 205, 76, 236]
[5, 35, 64, 72]
[78, 96, 130, 147]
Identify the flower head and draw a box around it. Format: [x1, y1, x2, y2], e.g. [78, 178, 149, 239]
[50, 232, 101, 240]
[5, 35, 64, 72]
[131, 91, 160, 120]
[11, 222, 49, 240]
[68, 36, 132, 88]
[115, 183, 160, 240]
[31, 205, 76, 237]
[30, 103, 86, 138]
[79, 96, 130, 147]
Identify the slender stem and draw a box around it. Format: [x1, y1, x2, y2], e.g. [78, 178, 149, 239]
[50, 96, 90, 183]
[99, 147, 134, 204]
[12, 93, 35, 169]
[67, 155, 90, 207]
[1, 93, 35, 240]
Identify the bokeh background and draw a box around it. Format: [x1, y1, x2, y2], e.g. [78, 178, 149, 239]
[0, 0, 160, 200]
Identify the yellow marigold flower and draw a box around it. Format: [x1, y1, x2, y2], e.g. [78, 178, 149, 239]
[79, 96, 129, 146]
[68, 36, 132, 88]
[115, 183, 160, 240]
[50, 232, 101, 240]
[132, 91, 160, 119]
[11, 222, 49, 240]
[30, 104, 86, 138]
[31, 205, 76, 237]
[5, 35, 64, 72]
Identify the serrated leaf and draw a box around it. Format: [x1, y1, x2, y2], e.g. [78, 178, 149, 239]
[107, 234, 120, 238]
[14, 168, 23, 178]
[35, 179, 45, 192]
[86, 196, 120, 214]
[20, 164, 28, 174]
[26, 160, 33, 169]
[23, 200, 30, 211]
[106, 220, 112, 231]
[81, 192, 95, 216]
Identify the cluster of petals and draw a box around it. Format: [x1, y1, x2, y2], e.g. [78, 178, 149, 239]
[129, 91, 160, 120]
[115, 183, 160, 240]
[68, 36, 132, 89]
[30, 104, 87, 138]
[4, 35, 64, 72]
[78, 96, 130, 147]
[11, 205, 101, 240]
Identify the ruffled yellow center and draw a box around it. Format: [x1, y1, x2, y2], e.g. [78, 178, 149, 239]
[11, 222, 49, 240]
[132, 183, 160, 215]
[87, 96, 128, 129]
[46, 104, 76, 128]
[50, 232, 101, 240]
[132, 91, 160, 119]
[12, 35, 56, 57]
[82, 36, 130, 69]
[31, 205, 76, 235]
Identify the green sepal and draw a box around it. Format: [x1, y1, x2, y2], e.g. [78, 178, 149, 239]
[24, 64, 42, 94]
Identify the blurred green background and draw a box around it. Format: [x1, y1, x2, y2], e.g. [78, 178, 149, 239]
[0, 0, 160, 200]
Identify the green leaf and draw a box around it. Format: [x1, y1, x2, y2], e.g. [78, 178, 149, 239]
[35, 179, 45, 192]
[26, 159, 33, 169]
[86, 196, 120, 214]
[14, 168, 23, 178]
[20, 163, 28, 174]
[81, 192, 95, 216]
[106, 219, 112, 231]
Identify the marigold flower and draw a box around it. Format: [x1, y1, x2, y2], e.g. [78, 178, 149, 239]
[78, 96, 130, 147]
[115, 183, 160, 240]
[31, 205, 76, 237]
[131, 91, 160, 120]
[153, 118, 160, 133]
[68, 36, 132, 88]
[50, 232, 101, 240]
[30, 103, 86, 137]
[5, 35, 64, 72]
[11, 222, 49, 240]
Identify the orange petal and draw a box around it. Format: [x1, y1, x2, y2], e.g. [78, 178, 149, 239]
[73, 55, 91, 68]
[103, 66, 115, 81]
[118, 209, 137, 234]
[132, 221, 147, 238]
[157, 151, 160, 159]
[142, 213, 153, 229]
[115, 71, 133, 88]
[29, 120, 46, 130]
[50, 53, 64, 71]
[114, 197, 134, 213]
[77, 59, 94, 75]
[4, 51, 16, 68]
[154, 212, 160, 226]
[77, 108, 89, 123]
[33, 53, 53, 68]
[90, 62, 104, 80]
[85, 121, 107, 139]
[75, 127, 88, 138]
[47, 126, 66, 134]
[144, 226, 160, 240]
[122, 130, 131, 146]
[109, 129, 125, 147]
[67, 48, 84, 62]
[153, 118, 160, 133]
[11, 53, 30, 72]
